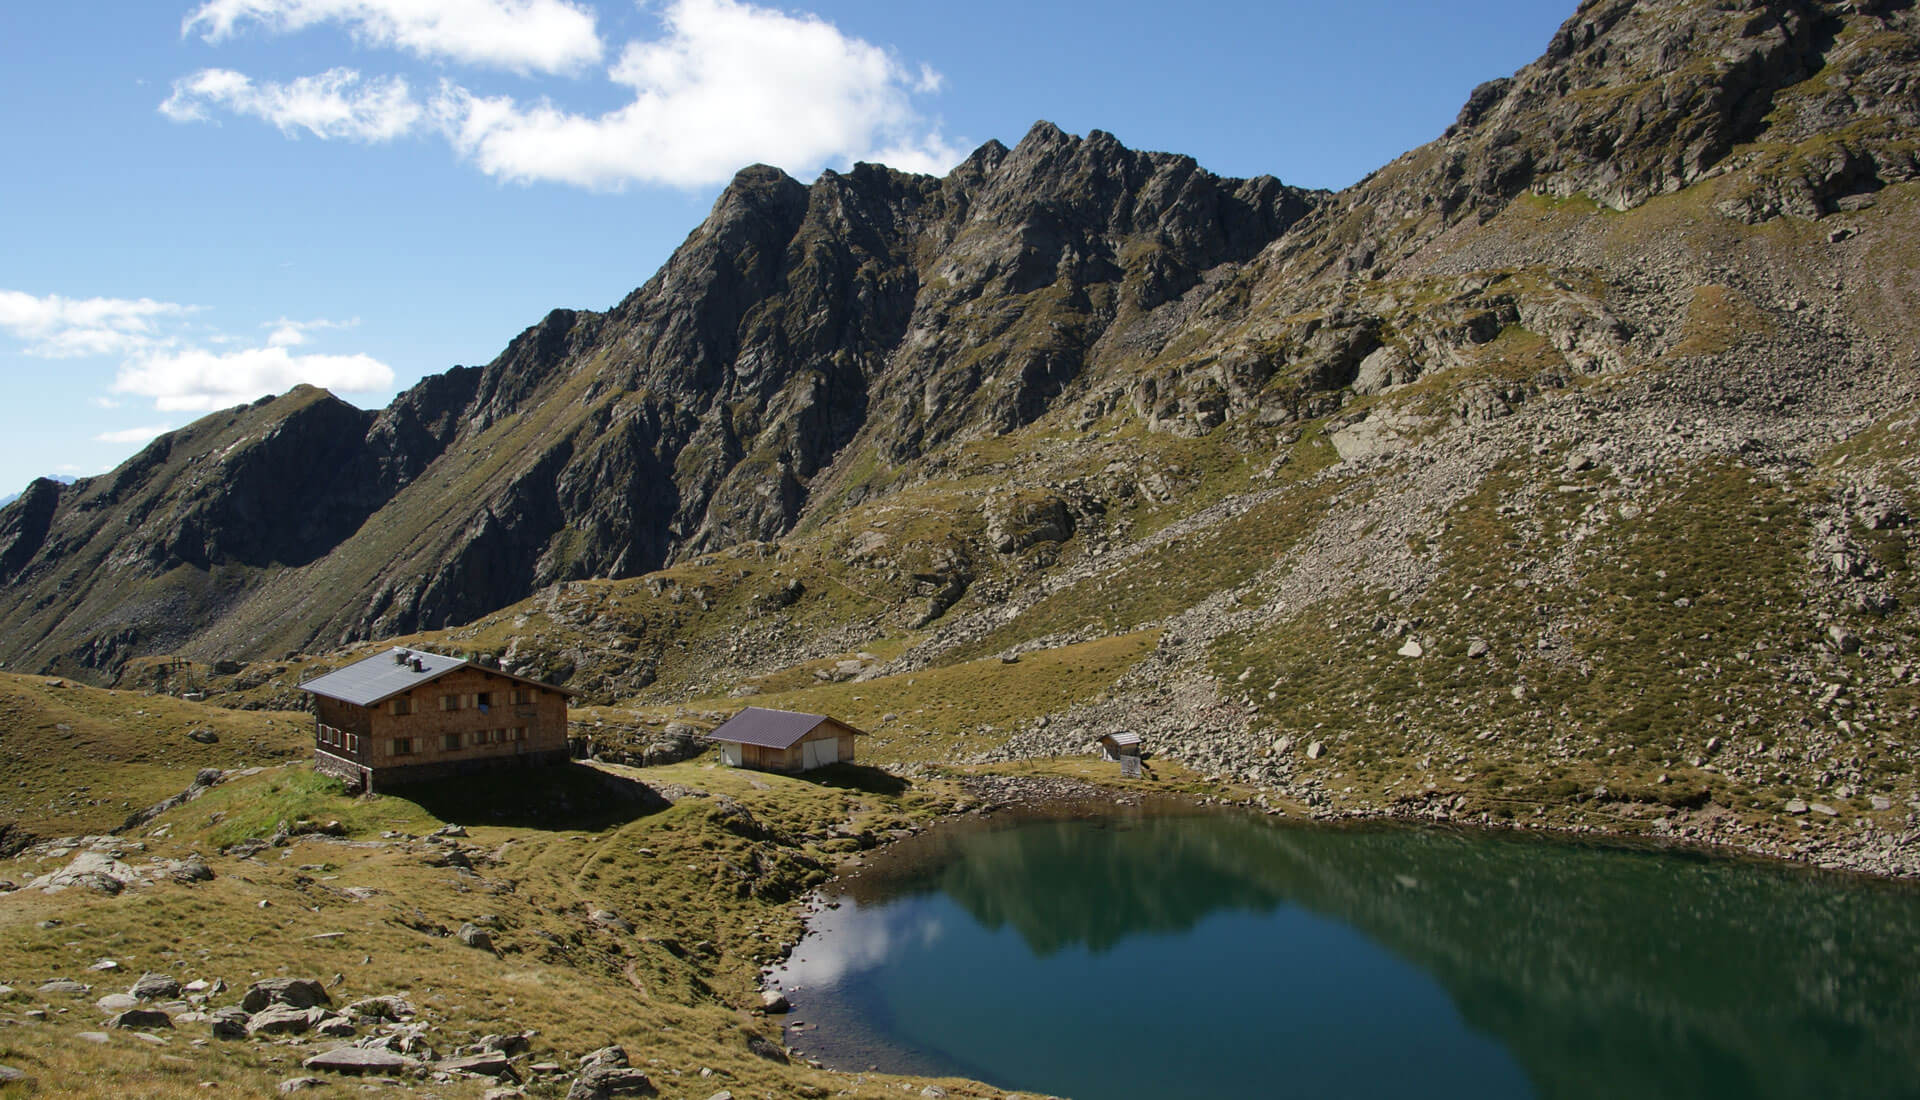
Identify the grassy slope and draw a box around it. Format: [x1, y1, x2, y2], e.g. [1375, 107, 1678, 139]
[0, 758, 1026, 1099]
[0, 674, 309, 844]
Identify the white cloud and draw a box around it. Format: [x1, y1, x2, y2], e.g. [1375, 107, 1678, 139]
[2, 292, 396, 413]
[183, 0, 603, 75]
[0, 290, 193, 359]
[432, 0, 964, 189]
[265, 316, 358, 347]
[162, 0, 961, 188]
[161, 68, 423, 141]
[113, 347, 396, 411]
[95, 425, 176, 445]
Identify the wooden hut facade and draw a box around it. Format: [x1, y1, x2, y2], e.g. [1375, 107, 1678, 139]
[300, 647, 572, 792]
[707, 707, 862, 773]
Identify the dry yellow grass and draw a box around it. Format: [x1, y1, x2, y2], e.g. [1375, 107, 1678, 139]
[0, 757, 1013, 1099]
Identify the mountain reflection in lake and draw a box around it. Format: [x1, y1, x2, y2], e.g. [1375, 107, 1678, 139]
[770, 811, 1920, 1100]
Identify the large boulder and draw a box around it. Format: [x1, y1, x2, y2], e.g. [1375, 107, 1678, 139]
[1351, 345, 1420, 394]
[210, 1006, 249, 1040]
[129, 973, 181, 1001]
[566, 1046, 655, 1100]
[168, 857, 215, 885]
[985, 491, 1074, 554]
[247, 1004, 324, 1037]
[345, 994, 415, 1021]
[242, 977, 332, 1013]
[107, 1008, 173, 1030]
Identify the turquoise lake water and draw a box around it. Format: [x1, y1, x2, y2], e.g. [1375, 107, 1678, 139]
[769, 812, 1920, 1099]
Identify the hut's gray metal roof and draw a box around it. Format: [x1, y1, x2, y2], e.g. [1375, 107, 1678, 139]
[707, 707, 852, 750]
[300, 648, 468, 706]
[1102, 731, 1141, 746]
[300, 647, 575, 706]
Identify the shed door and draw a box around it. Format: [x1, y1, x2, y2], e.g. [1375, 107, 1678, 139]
[802, 737, 837, 770]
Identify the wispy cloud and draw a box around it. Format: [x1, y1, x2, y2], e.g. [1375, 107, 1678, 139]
[182, 0, 603, 75]
[265, 315, 358, 347]
[0, 290, 194, 358]
[113, 346, 394, 411]
[161, 68, 422, 141]
[95, 425, 176, 445]
[163, 0, 963, 188]
[1, 290, 395, 413]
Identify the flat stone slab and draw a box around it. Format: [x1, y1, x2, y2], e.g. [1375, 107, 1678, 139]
[303, 1046, 418, 1076]
[441, 1052, 515, 1078]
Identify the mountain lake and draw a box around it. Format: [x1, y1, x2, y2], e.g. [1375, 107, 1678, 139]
[768, 810, 1920, 1099]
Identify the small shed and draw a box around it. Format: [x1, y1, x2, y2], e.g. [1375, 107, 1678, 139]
[707, 707, 863, 773]
[1098, 731, 1142, 762]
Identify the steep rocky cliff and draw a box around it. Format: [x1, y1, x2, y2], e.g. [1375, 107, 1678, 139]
[0, 120, 1322, 671]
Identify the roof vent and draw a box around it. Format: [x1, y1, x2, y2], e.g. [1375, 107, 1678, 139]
[410, 657, 425, 672]
[393, 649, 410, 665]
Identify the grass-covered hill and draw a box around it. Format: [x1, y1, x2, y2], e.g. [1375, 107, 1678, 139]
[0, 758, 931, 1097]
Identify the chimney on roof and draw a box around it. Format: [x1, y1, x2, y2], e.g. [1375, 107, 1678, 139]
[394, 649, 410, 665]
[410, 657, 425, 672]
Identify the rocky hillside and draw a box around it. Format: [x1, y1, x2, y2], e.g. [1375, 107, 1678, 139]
[0, 125, 1318, 674]
[6, 0, 1920, 865]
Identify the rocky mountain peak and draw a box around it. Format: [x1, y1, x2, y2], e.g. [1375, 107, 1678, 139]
[5, 1, 1920, 682]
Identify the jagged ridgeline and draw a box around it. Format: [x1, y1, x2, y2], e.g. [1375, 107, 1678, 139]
[0, 125, 1318, 673]
[3, 0, 1919, 706]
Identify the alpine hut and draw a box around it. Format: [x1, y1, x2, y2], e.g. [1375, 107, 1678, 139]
[300, 647, 572, 792]
[706, 707, 862, 773]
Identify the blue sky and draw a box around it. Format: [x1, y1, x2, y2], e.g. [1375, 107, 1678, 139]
[0, 0, 1571, 496]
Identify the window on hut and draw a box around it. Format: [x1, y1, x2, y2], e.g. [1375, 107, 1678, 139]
[392, 737, 413, 756]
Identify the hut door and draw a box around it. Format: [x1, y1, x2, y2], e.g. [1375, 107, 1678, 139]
[802, 738, 835, 770]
